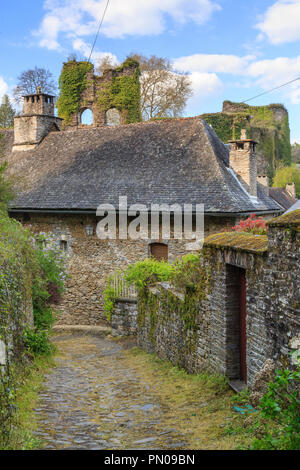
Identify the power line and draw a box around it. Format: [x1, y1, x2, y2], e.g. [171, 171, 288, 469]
[88, 0, 111, 63]
[242, 76, 300, 103]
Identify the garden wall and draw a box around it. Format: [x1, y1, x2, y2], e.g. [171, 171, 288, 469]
[137, 210, 300, 386]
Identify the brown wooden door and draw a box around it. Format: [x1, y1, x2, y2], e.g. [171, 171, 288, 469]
[239, 270, 247, 383]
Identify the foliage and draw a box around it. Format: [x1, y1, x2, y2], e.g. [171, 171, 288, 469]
[13, 67, 57, 104]
[0, 214, 67, 447]
[232, 214, 267, 235]
[170, 253, 211, 298]
[125, 258, 173, 290]
[128, 53, 193, 121]
[272, 164, 300, 198]
[103, 275, 116, 322]
[0, 161, 14, 211]
[291, 142, 300, 164]
[104, 253, 211, 335]
[201, 101, 291, 178]
[56, 60, 93, 124]
[251, 364, 300, 450]
[0, 95, 15, 129]
[97, 58, 141, 123]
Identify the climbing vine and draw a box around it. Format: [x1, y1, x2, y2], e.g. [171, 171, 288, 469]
[56, 60, 93, 124]
[201, 102, 292, 178]
[97, 58, 141, 123]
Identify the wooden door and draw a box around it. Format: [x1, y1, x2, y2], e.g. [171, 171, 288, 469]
[150, 243, 168, 261]
[239, 270, 247, 383]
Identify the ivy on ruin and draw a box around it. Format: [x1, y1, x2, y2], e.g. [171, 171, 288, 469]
[56, 60, 94, 125]
[97, 58, 142, 124]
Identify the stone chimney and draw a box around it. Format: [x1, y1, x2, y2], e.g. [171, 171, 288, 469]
[286, 183, 296, 198]
[12, 88, 63, 152]
[229, 129, 258, 197]
[257, 175, 269, 196]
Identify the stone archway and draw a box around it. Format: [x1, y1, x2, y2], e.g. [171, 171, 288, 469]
[80, 108, 94, 126]
[105, 108, 121, 127]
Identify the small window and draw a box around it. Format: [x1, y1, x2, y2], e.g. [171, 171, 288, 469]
[237, 143, 244, 150]
[60, 240, 68, 252]
[81, 109, 94, 125]
[150, 243, 168, 261]
[105, 108, 121, 127]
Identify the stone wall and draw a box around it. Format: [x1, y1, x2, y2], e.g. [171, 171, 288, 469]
[111, 299, 138, 336]
[137, 211, 300, 386]
[14, 213, 235, 325]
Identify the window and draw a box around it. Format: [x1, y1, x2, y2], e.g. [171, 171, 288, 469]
[150, 243, 168, 261]
[80, 109, 94, 125]
[105, 108, 121, 127]
[60, 240, 68, 252]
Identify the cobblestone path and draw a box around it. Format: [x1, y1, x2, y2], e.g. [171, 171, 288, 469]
[34, 333, 189, 450]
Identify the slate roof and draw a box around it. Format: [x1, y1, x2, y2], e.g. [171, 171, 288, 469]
[1, 118, 282, 215]
[269, 187, 298, 210]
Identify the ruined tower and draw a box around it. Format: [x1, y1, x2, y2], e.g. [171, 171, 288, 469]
[56, 59, 141, 128]
[12, 88, 63, 152]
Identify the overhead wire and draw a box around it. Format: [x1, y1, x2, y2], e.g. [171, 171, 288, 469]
[87, 0, 111, 63]
[241, 77, 300, 103]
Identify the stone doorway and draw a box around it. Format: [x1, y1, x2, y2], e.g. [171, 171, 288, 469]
[225, 264, 247, 386]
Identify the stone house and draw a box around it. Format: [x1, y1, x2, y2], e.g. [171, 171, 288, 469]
[0, 88, 283, 325]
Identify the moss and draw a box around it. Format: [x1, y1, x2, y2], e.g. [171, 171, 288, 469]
[267, 209, 300, 227]
[203, 232, 268, 254]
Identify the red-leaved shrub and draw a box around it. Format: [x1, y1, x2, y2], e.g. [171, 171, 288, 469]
[232, 214, 267, 235]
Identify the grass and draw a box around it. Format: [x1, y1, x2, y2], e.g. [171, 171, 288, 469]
[1, 355, 55, 450]
[122, 346, 253, 450]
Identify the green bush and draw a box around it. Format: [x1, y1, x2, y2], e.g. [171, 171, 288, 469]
[125, 258, 172, 290]
[23, 329, 54, 356]
[251, 365, 300, 450]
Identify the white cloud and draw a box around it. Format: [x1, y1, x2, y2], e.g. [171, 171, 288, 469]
[72, 38, 118, 65]
[0, 77, 9, 101]
[248, 56, 300, 104]
[174, 52, 300, 105]
[189, 72, 223, 99]
[173, 54, 255, 75]
[256, 0, 300, 45]
[34, 0, 221, 50]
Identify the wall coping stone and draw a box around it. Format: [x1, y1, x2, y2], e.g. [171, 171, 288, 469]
[267, 209, 300, 227]
[204, 232, 268, 254]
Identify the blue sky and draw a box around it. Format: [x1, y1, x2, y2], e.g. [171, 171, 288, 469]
[1, 0, 300, 142]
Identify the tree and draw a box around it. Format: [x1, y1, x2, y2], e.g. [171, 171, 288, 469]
[13, 67, 57, 104]
[272, 165, 300, 198]
[96, 54, 116, 76]
[130, 54, 193, 121]
[0, 95, 15, 128]
[97, 53, 193, 121]
[291, 143, 300, 164]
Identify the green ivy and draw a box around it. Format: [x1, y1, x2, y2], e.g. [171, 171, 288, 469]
[201, 102, 292, 177]
[97, 59, 141, 123]
[56, 60, 93, 124]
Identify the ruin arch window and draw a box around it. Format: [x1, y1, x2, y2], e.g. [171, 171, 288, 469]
[80, 109, 94, 126]
[149, 243, 168, 261]
[105, 108, 121, 127]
